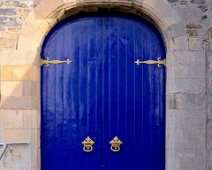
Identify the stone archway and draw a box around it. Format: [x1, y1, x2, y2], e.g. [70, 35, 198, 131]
[17, 0, 183, 169]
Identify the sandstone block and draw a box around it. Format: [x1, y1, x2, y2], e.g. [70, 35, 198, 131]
[24, 110, 40, 129]
[2, 129, 31, 142]
[23, 80, 33, 96]
[31, 129, 40, 149]
[46, 0, 64, 11]
[0, 110, 24, 129]
[1, 81, 23, 97]
[1, 65, 37, 81]
[0, 96, 36, 110]
[20, 24, 45, 45]
[34, 0, 54, 18]
[31, 149, 40, 170]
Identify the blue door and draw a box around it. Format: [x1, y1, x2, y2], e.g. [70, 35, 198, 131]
[41, 13, 166, 170]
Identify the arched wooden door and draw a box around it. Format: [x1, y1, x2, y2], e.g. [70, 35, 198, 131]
[41, 13, 166, 170]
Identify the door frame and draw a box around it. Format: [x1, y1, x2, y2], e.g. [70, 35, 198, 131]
[18, 1, 183, 169]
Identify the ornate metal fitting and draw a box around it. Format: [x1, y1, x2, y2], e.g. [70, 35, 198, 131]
[109, 136, 122, 152]
[82, 136, 95, 153]
[41, 57, 72, 66]
[135, 57, 166, 67]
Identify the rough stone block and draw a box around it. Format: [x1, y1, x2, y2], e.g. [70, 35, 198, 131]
[0, 8, 16, 16]
[0, 39, 17, 50]
[187, 29, 199, 37]
[191, 0, 206, 4]
[17, 8, 31, 19]
[1, 0, 35, 8]
[0, 17, 19, 27]
[0, 27, 20, 50]
[167, 0, 178, 2]
[186, 23, 202, 29]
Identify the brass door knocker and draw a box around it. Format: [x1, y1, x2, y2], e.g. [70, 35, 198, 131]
[109, 136, 122, 152]
[82, 136, 95, 152]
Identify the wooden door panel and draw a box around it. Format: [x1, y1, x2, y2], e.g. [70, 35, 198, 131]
[41, 13, 165, 170]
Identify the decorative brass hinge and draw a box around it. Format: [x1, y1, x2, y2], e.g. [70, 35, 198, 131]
[41, 57, 72, 66]
[135, 57, 166, 67]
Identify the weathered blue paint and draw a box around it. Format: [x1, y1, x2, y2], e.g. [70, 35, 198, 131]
[41, 13, 166, 170]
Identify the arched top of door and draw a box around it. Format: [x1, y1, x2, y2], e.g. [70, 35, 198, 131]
[41, 12, 166, 54]
[19, 0, 182, 53]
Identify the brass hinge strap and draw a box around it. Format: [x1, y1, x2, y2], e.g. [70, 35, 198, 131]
[41, 57, 72, 66]
[135, 57, 166, 67]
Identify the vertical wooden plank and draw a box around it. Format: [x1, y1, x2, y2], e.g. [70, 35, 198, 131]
[41, 13, 166, 170]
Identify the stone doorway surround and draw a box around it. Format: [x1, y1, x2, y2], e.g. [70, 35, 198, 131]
[0, 0, 206, 170]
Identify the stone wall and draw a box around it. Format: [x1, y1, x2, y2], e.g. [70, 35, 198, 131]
[0, 0, 40, 50]
[0, 1, 41, 170]
[0, 0, 211, 170]
[207, 17, 212, 170]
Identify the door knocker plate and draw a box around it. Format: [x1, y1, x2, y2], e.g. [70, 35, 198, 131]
[82, 136, 95, 153]
[109, 136, 122, 152]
